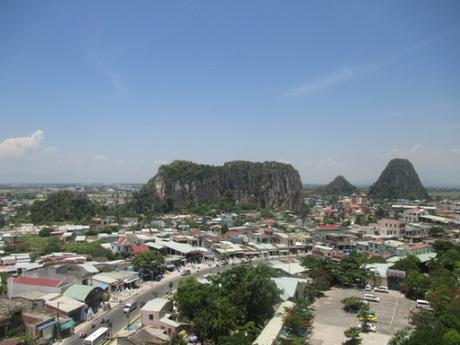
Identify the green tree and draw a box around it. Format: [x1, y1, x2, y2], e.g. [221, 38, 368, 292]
[341, 297, 367, 313]
[60, 241, 114, 260]
[400, 271, 431, 300]
[0, 213, 6, 228]
[404, 329, 443, 345]
[192, 297, 238, 343]
[343, 327, 362, 345]
[0, 272, 9, 296]
[367, 255, 387, 264]
[211, 265, 281, 326]
[388, 329, 411, 345]
[167, 332, 187, 345]
[442, 329, 460, 345]
[174, 265, 281, 344]
[132, 250, 164, 273]
[391, 255, 422, 274]
[30, 191, 96, 224]
[429, 226, 444, 238]
[175, 277, 211, 321]
[41, 237, 61, 255]
[38, 227, 53, 237]
[283, 303, 314, 335]
[409, 309, 436, 331]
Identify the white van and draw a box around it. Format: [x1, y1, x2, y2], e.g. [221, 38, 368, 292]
[374, 286, 389, 293]
[416, 299, 433, 310]
[363, 294, 380, 303]
[122, 301, 138, 313]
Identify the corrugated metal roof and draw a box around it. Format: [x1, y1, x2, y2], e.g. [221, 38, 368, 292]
[141, 298, 169, 312]
[63, 284, 97, 302]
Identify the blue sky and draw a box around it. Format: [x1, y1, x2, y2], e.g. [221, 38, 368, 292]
[0, 1, 459, 185]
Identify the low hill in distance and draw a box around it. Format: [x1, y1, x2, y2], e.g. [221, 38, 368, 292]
[30, 190, 96, 224]
[316, 175, 357, 196]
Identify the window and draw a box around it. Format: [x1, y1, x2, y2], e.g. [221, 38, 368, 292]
[149, 314, 153, 320]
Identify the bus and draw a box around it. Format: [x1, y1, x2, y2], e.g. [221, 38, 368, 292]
[83, 327, 109, 345]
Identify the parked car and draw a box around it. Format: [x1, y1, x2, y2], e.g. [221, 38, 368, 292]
[358, 323, 377, 332]
[358, 310, 378, 322]
[416, 299, 433, 310]
[122, 301, 137, 313]
[374, 286, 389, 293]
[153, 274, 163, 281]
[363, 294, 380, 303]
[365, 284, 372, 291]
[181, 269, 191, 276]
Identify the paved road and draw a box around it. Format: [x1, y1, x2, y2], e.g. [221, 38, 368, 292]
[58, 260, 257, 345]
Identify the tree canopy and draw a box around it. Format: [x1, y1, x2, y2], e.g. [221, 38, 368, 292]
[30, 191, 96, 224]
[174, 265, 281, 344]
[301, 251, 371, 289]
[388, 240, 460, 345]
[132, 250, 164, 273]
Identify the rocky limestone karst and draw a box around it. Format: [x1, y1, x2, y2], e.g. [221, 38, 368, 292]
[369, 158, 428, 200]
[132, 160, 303, 211]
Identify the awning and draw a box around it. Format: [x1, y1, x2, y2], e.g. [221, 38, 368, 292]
[124, 277, 140, 284]
[204, 253, 215, 258]
[36, 319, 56, 331]
[59, 319, 76, 330]
[94, 281, 110, 290]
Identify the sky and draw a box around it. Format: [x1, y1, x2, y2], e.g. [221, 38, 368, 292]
[0, 1, 459, 186]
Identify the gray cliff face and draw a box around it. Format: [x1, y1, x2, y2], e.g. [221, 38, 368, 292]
[138, 160, 302, 210]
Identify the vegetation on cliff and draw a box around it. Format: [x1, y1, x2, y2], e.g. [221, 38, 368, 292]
[131, 160, 302, 213]
[369, 159, 428, 200]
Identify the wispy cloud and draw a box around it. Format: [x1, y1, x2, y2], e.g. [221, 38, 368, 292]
[86, 50, 126, 93]
[92, 154, 108, 161]
[0, 130, 44, 157]
[284, 32, 455, 98]
[286, 66, 353, 96]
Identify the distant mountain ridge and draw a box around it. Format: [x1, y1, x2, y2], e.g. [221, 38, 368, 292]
[316, 175, 357, 196]
[132, 160, 303, 211]
[369, 158, 428, 200]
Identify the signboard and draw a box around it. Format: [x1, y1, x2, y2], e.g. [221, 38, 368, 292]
[387, 269, 406, 278]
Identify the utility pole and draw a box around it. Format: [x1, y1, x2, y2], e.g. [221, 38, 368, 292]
[56, 301, 60, 340]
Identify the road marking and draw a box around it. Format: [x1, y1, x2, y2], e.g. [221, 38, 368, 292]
[389, 300, 399, 328]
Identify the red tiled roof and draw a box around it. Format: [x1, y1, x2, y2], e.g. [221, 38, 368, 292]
[117, 236, 127, 245]
[132, 244, 149, 254]
[318, 225, 341, 231]
[402, 243, 430, 250]
[225, 230, 244, 238]
[15, 276, 63, 288]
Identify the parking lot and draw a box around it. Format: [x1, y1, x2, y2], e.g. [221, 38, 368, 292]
[310, 287, 416, 345]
